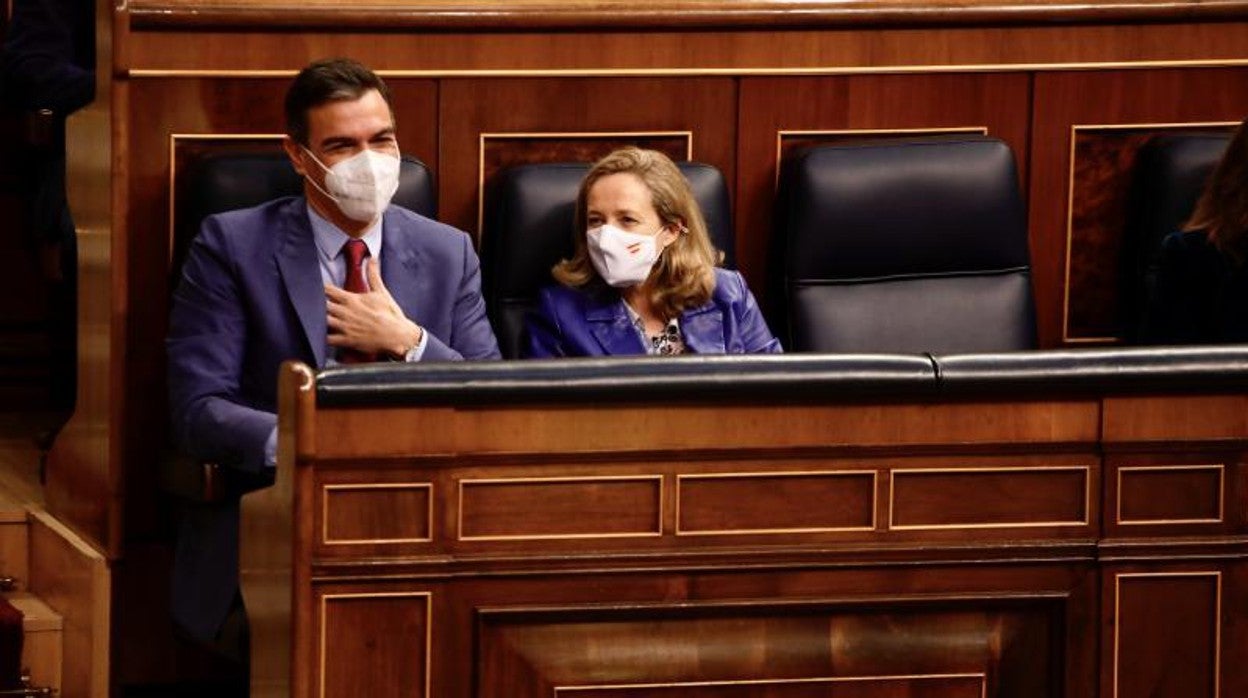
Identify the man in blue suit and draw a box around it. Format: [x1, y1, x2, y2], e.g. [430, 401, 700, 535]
[167, 58, 500, 655]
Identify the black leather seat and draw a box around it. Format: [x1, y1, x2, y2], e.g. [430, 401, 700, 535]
[1122, 132, 1230, 342]
[774, 136, 1036, 353]
[172, 151, 435, 282]
[481, 160, 735, 359]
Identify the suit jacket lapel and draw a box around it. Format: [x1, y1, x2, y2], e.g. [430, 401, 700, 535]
[681, 301, 726, 354]
[380, 209, 425, 323]
[586, 295, 646, 355]
[274, 202, 327, 367]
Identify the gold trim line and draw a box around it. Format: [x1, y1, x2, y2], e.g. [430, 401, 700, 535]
[555, 672, 988, 694]
[128, 58, 1248, 80]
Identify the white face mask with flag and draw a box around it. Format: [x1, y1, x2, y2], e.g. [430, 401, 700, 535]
[302, 147, 401, 223]
[586, 223, 665, 288]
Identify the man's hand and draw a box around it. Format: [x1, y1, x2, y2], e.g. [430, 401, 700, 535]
[325, 262, 424, 358]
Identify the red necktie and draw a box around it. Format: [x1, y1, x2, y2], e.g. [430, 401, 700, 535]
[338, 239, 376, 363]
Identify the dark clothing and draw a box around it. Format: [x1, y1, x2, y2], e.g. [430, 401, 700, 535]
[3, 0, 95, 245]
[2, 0, 95, 414]
[3, 0, 95, 116]
[1142, 230, 1248, 344]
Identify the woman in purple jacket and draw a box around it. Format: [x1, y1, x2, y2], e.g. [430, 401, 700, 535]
[524, 147, 781, 357]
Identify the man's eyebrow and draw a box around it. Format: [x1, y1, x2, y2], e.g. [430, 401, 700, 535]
[318, 136, 356, 149]
[370, 127, 396, 139]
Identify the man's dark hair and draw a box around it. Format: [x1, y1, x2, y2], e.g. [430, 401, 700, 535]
[284, 57, 394, 146]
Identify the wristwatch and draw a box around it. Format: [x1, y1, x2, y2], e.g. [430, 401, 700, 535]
[391, 325, 425, 362]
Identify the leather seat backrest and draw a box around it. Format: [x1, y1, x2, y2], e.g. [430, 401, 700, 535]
[481, 160, 734, 359]
[775, 136, 1036, 353]
[1122, 132, 1230, 342]
[172, 151, 435, 283]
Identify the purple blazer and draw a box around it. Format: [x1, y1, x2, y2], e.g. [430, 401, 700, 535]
[167, 196, 499, 642]
[524, 268, 782, 357]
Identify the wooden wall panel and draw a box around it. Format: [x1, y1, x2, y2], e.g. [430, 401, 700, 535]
[1102, 395, 1248, 443]
[305, 452, 1103, 564]
[676, 471, 876, 535]
[478, 599, 1057, 697]
[459, 476, 663, 541]
[119, 0, 1248, 30]
[1029, 68, 1248, 346]
[318, 591, 430, 698]
[890, 467, 1089, 529]
[315, 400, 1099, 460]
[1107, 571, 1221, 698]
[1118, 465, 1222, 524]
[1065, 123, 1237, 340]
[463, 567, 1088, 698]
[321, 483, 432, 544]
[121, 23, 1248, 73]
[736, 73, 1031, 304]
[1104, 452, 1245, 538]
[438, 78, 736, 241]
[313, 468, 438, 559]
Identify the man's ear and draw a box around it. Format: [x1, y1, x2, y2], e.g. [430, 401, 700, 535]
[283, 136, 307, 177]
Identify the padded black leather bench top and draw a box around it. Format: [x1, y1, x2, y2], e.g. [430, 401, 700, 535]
[935, 346, 1248, 396]
[315, 346, 1248, 406]
[316, 354, 938, 406]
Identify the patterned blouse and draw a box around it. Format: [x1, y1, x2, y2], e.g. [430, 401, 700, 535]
[624, 303, 687, 355]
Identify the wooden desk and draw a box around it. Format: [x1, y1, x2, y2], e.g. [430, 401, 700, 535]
[243, 354, 1247, 697]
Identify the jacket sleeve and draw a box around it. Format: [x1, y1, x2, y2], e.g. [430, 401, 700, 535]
[167, 218, 276, 474]
[422, 232, 501, 361]
[522, 287, 567, 358]
[728, 270, 783, 354]
[2, 0, 95, 114]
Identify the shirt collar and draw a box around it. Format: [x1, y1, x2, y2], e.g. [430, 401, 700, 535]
[307, 203, 383, 262]
[622, 299, 679, 334]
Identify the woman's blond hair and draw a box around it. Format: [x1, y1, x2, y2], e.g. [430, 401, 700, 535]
[553, 147, 721, 318]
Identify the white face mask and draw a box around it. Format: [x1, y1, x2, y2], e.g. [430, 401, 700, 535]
[587, 223, 666, 288]
[302, 147, 401, 223]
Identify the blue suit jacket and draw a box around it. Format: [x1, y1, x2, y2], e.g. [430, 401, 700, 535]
[524, 268, 781, 357]
[167, 196, 499, 642]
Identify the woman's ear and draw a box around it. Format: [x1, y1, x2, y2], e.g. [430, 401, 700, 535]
[657, 224, 680, 250]
[658, 219, 685, 249]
